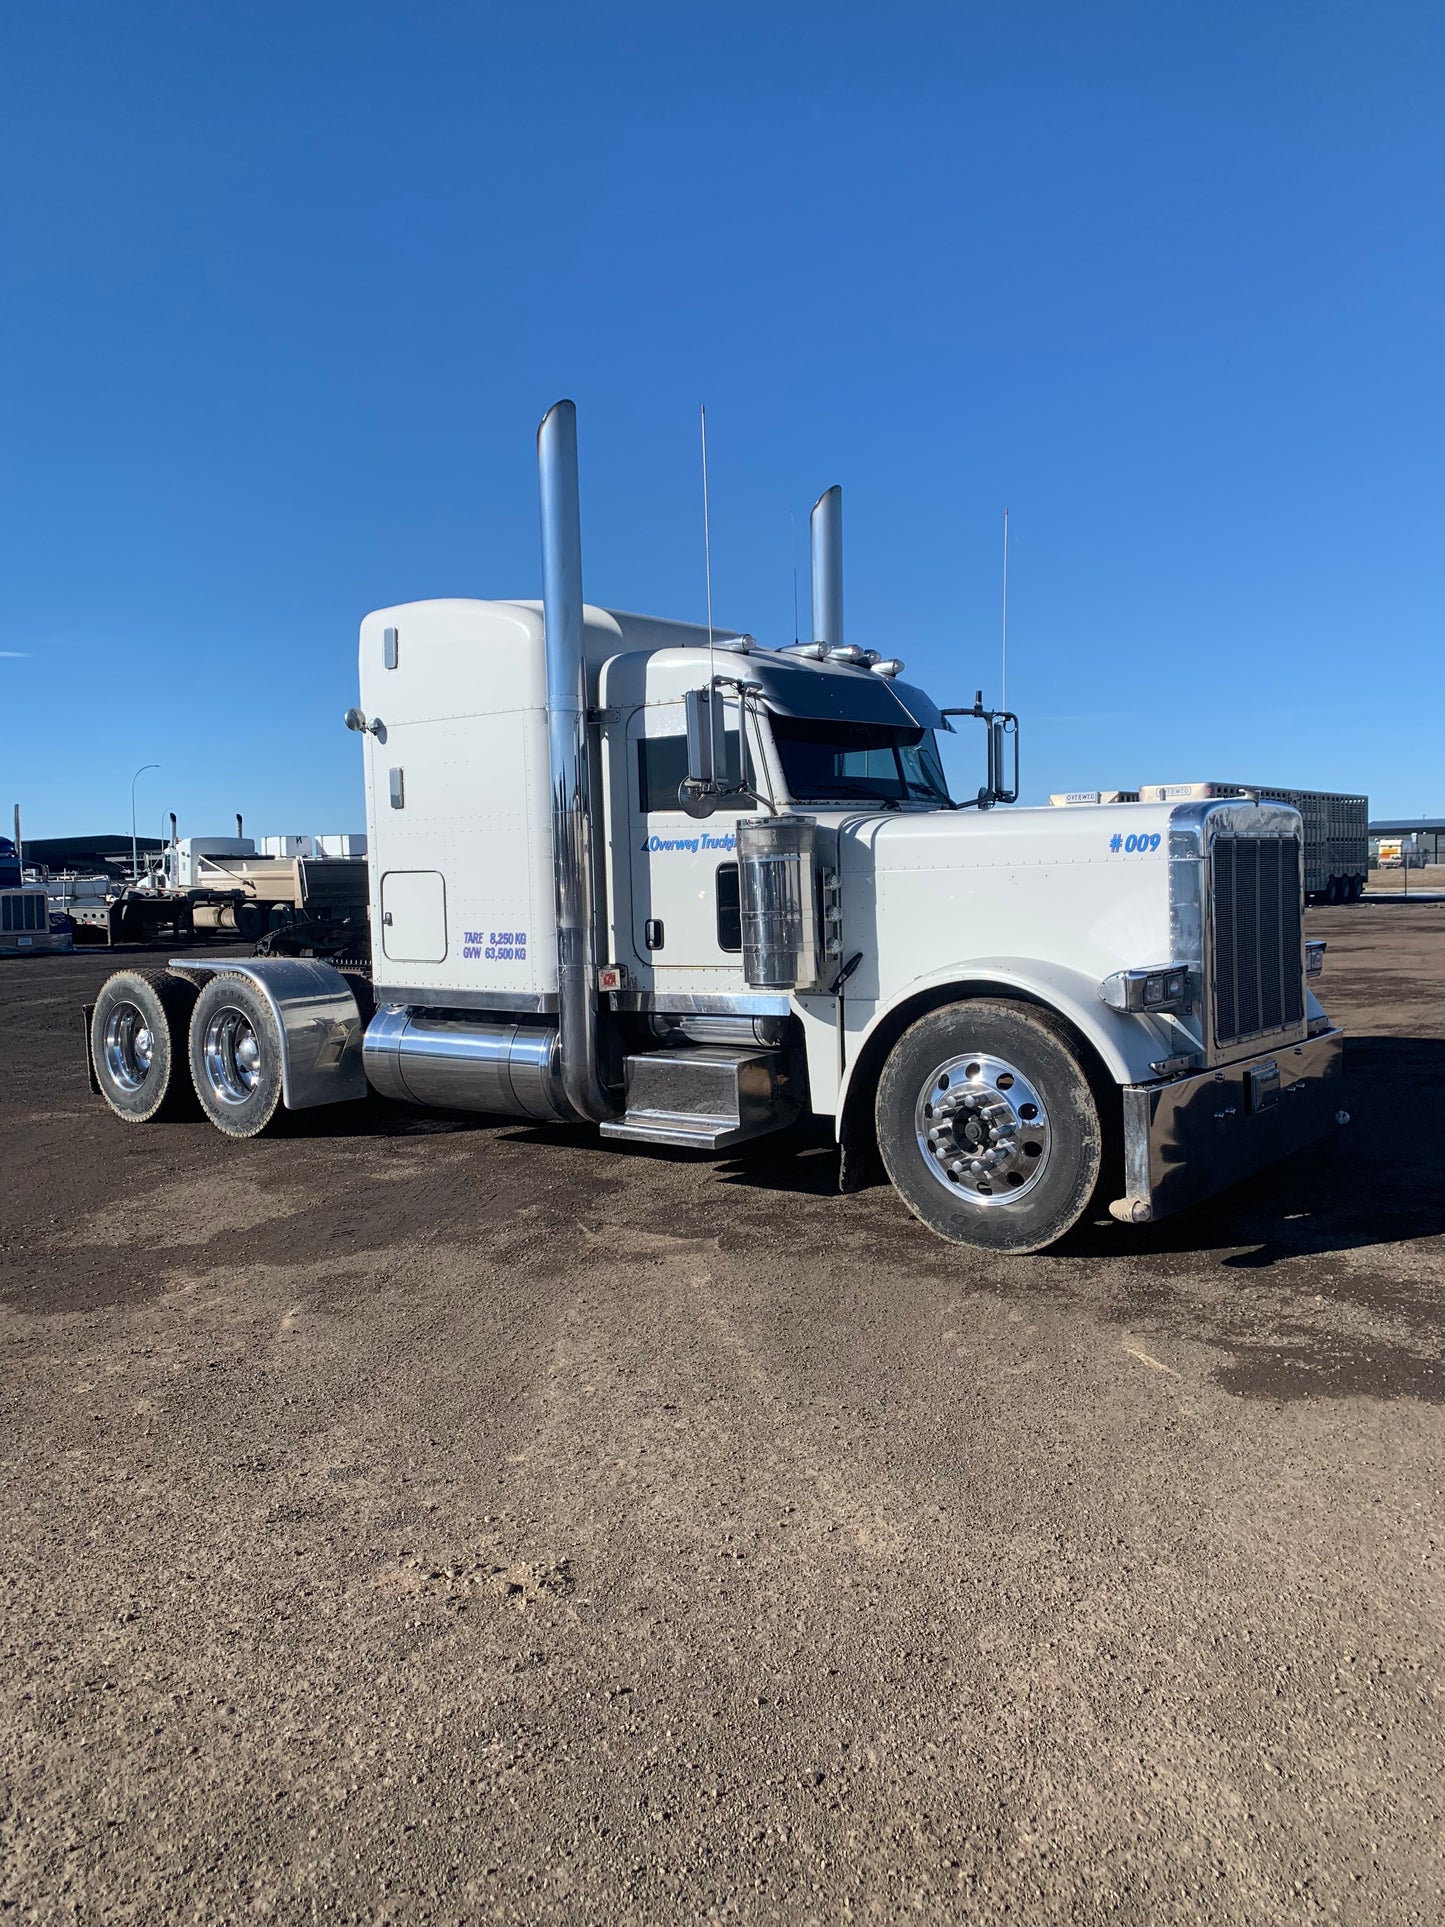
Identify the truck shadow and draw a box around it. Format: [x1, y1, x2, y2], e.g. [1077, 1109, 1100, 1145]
[1065, 1034, 1445, 1265]
[287, 1034, 1443, 1257]
[717, 1033, 1445, 1404]
[709, 1036, 1445, 1261]
[276, 1035, 1443, 1402]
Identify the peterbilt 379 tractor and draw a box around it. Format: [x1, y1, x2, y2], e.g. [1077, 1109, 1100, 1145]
[85, 402, 1345, 1253]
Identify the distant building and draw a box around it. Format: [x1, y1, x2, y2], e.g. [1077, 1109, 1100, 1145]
[21, 834, 164, 875]
[1369, 819, 1444, 867]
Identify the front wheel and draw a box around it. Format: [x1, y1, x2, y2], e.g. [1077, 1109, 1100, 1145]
[875, 999, 1102, 1253]
[188, 975, 285, 1137]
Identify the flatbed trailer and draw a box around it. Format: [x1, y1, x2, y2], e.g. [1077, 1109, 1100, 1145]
[68, 855, 369, 947]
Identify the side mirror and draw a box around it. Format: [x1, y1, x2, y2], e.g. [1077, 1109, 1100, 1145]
[988, 715, 1019, 805]
[678, 685, 730, 817]
[685, 686, 727, 786]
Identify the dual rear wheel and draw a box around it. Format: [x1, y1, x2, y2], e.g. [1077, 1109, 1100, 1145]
[91, 971, 285, 1138]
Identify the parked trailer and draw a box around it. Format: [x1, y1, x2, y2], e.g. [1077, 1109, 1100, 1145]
[70, 841, 369, 947]
[1138, 784, 1369, 903]
[83, 402, 1346, 1254]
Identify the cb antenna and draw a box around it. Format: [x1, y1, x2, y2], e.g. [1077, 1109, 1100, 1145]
[700, 404, 717, 764]
[1000, 506, 1010, 712]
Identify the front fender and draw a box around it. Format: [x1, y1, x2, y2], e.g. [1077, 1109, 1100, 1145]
[836, 955, 1180, 1112]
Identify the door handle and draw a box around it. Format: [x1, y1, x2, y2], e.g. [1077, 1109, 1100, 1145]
[644, 918, 664, 951]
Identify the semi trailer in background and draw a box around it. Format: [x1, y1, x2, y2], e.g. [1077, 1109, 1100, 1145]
[83, 402, 1345, 1254]
[1138, 785, 1368, 903]
[1054, 787, 1368, 903]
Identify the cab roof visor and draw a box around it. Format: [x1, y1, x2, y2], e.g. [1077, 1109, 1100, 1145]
[743, 655, 949, 732]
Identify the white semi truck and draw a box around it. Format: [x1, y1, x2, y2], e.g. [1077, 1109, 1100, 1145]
[84, 402, 1346, 1253]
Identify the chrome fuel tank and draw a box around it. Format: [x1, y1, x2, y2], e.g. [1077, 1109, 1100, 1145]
[363, 1007, 569, 1121]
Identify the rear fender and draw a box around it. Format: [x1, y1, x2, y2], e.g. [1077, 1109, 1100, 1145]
[166, 956, 367, 1109]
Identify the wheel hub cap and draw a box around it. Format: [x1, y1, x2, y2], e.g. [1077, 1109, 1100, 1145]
[202, 1008, 262, 1105]
[914, 1051, 1052, 1206]
[102, 1003, 155, 1093]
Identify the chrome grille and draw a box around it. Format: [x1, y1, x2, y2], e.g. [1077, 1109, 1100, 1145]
[1211, 837, 1304, 1047]
[1, 891, 47, 934]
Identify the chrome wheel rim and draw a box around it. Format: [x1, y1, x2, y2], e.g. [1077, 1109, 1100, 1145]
[201, 1006, 262, 1106]
[914, 1051, 1051, 1206]
[103, 1003, 155, 1093]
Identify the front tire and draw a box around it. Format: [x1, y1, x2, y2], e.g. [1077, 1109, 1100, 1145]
[91, 969, 198, 1123]
[875, 999, 1102, 1253]
[188, 975, 284, 1137]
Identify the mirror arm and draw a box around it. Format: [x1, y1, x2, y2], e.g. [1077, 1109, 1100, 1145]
[940, 692, 1020, 808]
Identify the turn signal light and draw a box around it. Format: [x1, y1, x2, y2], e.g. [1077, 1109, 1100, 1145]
[1098, 965, 1193, 1015]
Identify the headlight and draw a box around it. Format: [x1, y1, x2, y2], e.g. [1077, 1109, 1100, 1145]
[1098, 965, 1193, 1015]
[1305, 940, 1326, 978]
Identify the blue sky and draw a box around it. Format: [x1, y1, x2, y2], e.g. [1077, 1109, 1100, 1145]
[3, 1, 1441, 837]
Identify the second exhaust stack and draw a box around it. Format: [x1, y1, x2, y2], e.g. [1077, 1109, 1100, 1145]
[810, 485, 844, 649]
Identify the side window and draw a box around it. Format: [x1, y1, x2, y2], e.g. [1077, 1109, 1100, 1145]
[638, 733, 689, 814]
[637, 728, 756, 814]
[715, 864, 742, 951]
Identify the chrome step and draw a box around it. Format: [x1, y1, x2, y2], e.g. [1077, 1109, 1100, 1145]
[599, 1045, 797, 1151]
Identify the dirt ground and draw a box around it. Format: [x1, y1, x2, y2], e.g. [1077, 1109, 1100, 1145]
[3, 904, 1443, 1925]
[1366, 864, 1445, 896]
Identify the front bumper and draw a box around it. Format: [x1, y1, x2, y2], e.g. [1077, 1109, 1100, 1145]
[1114, 1029, 1345, 1224]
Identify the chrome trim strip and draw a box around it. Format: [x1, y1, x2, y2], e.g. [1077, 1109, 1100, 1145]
[608, 989, 793, 1016]
[375, 985, 558, 1014]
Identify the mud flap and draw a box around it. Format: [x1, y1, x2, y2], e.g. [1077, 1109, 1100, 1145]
[81, 1005, 99, 1094]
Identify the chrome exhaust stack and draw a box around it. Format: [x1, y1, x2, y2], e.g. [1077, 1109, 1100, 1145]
[810, 485, 844, 649]
[537, 400, 614, 1123]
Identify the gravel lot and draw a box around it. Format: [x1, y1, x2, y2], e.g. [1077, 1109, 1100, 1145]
[3, 904, 1443, 1924]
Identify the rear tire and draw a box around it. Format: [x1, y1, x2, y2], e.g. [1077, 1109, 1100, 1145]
[875, 998, 1102, 1253]
[188, 975, 285, 1138]
[90, 969, 198, 1123]
[1324, 876, 1341, 904]
[235, 901, 265, 943]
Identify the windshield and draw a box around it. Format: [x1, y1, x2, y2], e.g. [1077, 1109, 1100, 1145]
[771, 716, 952, 806]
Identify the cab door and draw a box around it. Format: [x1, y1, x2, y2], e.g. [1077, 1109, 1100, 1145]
[626, 698, 755, 979]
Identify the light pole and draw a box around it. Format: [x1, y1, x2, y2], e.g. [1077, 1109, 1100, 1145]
[130, 764, 159, 882]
